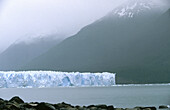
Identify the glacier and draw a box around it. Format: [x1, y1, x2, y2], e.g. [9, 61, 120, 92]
[0, 71, 116, 88]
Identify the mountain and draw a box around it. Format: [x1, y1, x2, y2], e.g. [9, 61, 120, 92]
[0, 50, 2, 54]
[0, 34, 63, 70]
[23, 0, 170, 84]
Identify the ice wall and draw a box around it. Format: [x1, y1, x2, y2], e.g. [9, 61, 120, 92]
[0, 71, 116, 88]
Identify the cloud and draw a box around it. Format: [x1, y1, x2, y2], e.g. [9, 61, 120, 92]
[0, 0, 125, 52]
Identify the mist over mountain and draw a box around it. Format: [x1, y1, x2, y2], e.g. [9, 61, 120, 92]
[21, 0, 170, 83]
[0, 35, 63, 70]
[0, 50, 2, 54]
[0, 0, 124, 52]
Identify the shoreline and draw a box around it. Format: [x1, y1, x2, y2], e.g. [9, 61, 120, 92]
[1, 96, 169, 110]
[0, 83, 170, 89]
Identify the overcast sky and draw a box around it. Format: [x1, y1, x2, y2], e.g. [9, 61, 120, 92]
[0, 0, 127, 53]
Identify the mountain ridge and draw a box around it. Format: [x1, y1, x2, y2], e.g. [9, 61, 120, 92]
[22, 1, 170, 84]
[0, 35, 63, 70]
[1, 0, 170, 84]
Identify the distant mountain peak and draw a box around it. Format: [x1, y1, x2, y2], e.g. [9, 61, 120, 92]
[112, 0, 164, 18]
[14, 33, 65, 45]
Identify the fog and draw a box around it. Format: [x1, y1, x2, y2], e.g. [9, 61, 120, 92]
[0, 0, 126, 53]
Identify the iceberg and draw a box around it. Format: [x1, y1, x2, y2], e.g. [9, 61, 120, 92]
[0, 71, 116, 88]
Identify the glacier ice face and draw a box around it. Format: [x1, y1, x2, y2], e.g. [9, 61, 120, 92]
[0, 71, 116, 88]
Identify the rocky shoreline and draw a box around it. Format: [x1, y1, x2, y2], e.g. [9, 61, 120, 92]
[0, 96, 169, 110]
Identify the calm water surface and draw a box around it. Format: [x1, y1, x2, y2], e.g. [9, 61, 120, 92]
[0, 85, 170, 108]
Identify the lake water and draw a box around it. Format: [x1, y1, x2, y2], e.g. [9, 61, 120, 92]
[0, 84, 170, 108]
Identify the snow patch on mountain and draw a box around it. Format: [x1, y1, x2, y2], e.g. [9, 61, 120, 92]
[112, 0, 164, 18]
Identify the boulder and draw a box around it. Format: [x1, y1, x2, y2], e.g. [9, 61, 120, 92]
[60, 107, 78, 110]
[4, 103, 20, 110]
[77, 106, 87, 110]
[159, 105, 170, 109]
[115, 108, 124, 110]
[21, 103, 38, 109]
[0, 104, 5, 109]
[87, 105, 95, 108]
[0, 98, 4, 104]
[135, 106, 156, 110]
[144, 107, 156, 110]
[36, 102, 56, 110]
[54, 102, 74, 109]
[75, 105, 87, 110]
[125, 108, 140, 110]
[108, 105, 114, 110]
[89, 107, 98, 110]
[97, 108, 107, 110]
[61, 102, 73, 107]
[96, 104, 108, 109]
[9, 96, 24, 104]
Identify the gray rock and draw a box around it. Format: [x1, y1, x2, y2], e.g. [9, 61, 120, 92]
[75, 106, 86, 110]
[54, 102, 74, 109]
[125, 108, 141, 110]
[25, 108, 37, 110]
[108, 105, 114, 110]
[36, 102, 56, 110]
[0, 104, 5, 109]
[87, 105, 95, 108]
[135, 107, 156, 110]
[89, 107, 98, 110]
[68, 108, 78, 110]
[0, 98, 3, 101]
[21, 103, 38, 109]
[96, 104, 108, 109]
[4, 103, 20, 110]
[59, 108, 66, 110]
[61, 102, 73, 107]
[159, 105, 170, 109]
[60, 107, 78, 110]
[145, 107, 156, 110]
[0, 98, 4, 104]
[115, 108, 124, 110]
[9, 96, 24, 104]
[97, 108, 107, 110]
